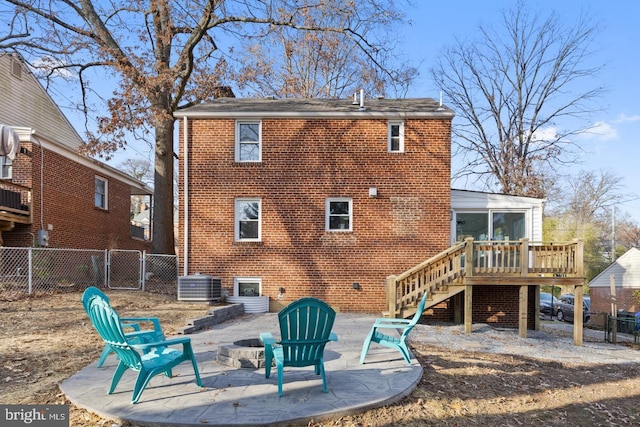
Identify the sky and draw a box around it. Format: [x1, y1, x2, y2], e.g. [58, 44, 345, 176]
[47, 0, 640, 223]
[398, 0, 640, 221]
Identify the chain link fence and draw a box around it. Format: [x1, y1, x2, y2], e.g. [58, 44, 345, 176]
[0, 247, 178, 300]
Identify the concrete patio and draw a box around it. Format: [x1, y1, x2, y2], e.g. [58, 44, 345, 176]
[61, 312, 423, 426]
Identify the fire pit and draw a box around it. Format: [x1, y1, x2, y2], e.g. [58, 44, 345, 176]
[217, 338, 265, 369]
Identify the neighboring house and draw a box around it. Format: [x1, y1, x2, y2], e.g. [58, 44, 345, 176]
[174, 96, 561, 321]
[0, 52, 151, 249]
[588, 247, 640, 315]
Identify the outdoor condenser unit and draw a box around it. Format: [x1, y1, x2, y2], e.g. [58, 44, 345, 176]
[177, 274, 222, 302]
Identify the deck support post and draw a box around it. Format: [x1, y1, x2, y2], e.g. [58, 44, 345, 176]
[573, 283, 584, 346]
[519, 238, 530, 337]
[464, 284, 472, 333]
[534, 285, 541, 331]
[464, 238, 474, 333]
[453, 292, 463, 324]
[519, 285, 528, 338]
[386, 275, 398, 318]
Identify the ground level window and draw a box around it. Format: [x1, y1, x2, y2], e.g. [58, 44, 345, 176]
[234, 277, 261, 297]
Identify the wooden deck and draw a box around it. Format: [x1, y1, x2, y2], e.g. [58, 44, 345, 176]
[0, 181, 31, 233]
[387, 238, 587, 345]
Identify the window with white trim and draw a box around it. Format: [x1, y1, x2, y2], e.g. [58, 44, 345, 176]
[454, 211, 526, 242]
[95, 176, 108, 209]
[388, 121, 404, 152]
[326, 198, 352, 231]
[235, 121, 262, 162]
[234, 277, 262, 297]
[235, 198, 261, 241]
[0, 156, 12, 179]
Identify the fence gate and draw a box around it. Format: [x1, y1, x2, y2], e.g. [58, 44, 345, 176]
[108, 249, 142, 290]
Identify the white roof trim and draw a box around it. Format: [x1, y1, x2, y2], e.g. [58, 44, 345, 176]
[13, 126, 152, 195]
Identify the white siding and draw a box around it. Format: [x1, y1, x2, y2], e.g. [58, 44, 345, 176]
[589, 247, 640, 288]
[0, 53, 83, 151]
[450, 189, 545, 242]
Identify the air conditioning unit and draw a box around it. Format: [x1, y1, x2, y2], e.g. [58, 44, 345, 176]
[178, 274, 222, 302]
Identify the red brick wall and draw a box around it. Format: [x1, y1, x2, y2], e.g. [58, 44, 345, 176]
[2, 143, 150, 251]
[180, 117, 452, 312]
[590, 287, 639, 314]
[421, 287, 537, 329]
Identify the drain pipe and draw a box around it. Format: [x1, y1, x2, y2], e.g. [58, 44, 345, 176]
[182, 116, 189, 276]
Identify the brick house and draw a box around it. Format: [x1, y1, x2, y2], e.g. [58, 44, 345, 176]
[0, 52, 151, 250]
[588, 247, 640, 318]
[176, 97, 454, 313]
[175, 96, 585, 332]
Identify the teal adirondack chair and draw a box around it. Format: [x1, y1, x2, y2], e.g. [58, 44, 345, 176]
[359, 292, 428, 365]
[82, 287, 165, 367]
[260, 297, 338, 397]
[84, 290, 203, 403]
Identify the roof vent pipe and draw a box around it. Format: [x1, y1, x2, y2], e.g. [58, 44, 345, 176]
[359, 89, 365, 110]
[352, 92, 358, 105]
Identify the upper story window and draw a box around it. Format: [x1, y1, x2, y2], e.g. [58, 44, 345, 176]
[235, 121, 262, 162]
[235, 198, 261, 241]
[388, 121, 404, 152]
[326, 198, 352, 231]
[0, 156, 12, 179]
[95, 176, 108, 209]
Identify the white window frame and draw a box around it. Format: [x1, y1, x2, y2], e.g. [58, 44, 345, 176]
[0, 156, 12, 179]
[453, 210, 527, 243]
[235, 198, 262, 241]
[95, 176, 108, 209]
[235, 120, 262, 162]
[388, 121, 404, 153]
[325, 198, 353, 232]
[233, 277, 262, 297]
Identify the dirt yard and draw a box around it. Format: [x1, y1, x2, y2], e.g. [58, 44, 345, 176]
[1, 291, 639, 426]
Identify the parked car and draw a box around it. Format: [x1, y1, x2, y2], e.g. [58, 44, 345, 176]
[554, 294, 590, 323]
[539, 292, 558, 316]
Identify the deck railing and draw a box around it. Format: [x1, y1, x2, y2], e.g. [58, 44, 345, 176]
[387, 238, 584, 317]
[0, 180, 31, 220]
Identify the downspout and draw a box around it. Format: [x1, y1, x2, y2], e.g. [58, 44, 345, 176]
[30, 131, 45, 231]
[182, 116, 189, 276]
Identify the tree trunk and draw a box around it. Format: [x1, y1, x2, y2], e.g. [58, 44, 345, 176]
[152, 116, 175, 254]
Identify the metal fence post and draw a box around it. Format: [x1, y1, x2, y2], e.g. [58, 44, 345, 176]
[141, 250, 146, 291]
[28, 247, 32, 295]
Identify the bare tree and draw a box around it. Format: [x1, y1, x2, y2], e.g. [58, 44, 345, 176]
[231, 3, 417, 98]
[544, 170, 635, 279]
[430, 2, 604, 197]
[0, 0, 409, 253]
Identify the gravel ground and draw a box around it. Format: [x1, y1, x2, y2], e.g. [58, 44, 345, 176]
[409, 321, 640, 365]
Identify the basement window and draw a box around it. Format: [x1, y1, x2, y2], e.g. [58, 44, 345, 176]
[234, 277, 262, 297]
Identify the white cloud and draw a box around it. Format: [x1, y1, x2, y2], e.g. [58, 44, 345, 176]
[31, 56, 76, 80]
[583, 121, 618, 141]
[612, 113, 640, 124]
[531, 127, 558, 142]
